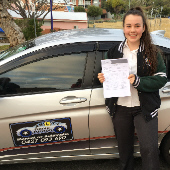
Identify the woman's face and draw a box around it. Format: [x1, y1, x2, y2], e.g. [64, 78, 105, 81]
[123, 14, 145, 47]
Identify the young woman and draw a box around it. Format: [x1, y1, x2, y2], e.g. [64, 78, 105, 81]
[98, 7, 167, 170]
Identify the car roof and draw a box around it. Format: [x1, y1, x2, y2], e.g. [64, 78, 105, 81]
[0, 28, 170, 66]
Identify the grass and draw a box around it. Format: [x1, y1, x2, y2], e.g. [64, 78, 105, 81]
[89, 18, 170, 39]
[148, 18, 170, 38]
[0, 45, 10, 51]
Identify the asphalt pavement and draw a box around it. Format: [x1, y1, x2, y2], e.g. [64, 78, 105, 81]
[1, 156, 170, 170]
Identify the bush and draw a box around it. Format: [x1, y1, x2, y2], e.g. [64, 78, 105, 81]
[87, 5, 103, 20]
[74, 6, 86, 12]
[15, 19, 43, 41]
[23, 19, 43, 41]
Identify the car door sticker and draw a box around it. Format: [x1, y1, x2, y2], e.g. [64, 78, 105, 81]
[9, 117, 73, 146]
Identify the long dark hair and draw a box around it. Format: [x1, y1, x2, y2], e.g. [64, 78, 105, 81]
[123, 7, 158, 75]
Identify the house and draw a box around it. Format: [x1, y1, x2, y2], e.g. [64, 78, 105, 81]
[40, 11, 88, 33]
[54, 0, 101, 8]
[8, 9, 88, 34]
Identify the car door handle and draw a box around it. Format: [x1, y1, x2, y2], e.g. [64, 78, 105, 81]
[162, 86, 170, 93]
[60, 96, 87, 104]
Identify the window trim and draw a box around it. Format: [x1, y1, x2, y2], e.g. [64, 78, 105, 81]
[0, 43, 99, 97]
[0, 42, 96, 75]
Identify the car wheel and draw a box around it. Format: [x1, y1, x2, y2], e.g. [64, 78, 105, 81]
[20, 129, 32, 137]
[54, 126, 65, 133]
[160, 132, 170, 165]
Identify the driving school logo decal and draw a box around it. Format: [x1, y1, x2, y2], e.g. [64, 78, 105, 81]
[9, 118, 73, 146]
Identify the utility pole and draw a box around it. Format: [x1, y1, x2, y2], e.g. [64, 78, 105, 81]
[50, 0, 53, 31]
[129, 0, 130, 9]
[150, 8, 153, 28]
[160, 6, 163, 27]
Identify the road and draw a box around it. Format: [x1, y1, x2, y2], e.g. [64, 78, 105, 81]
[1, 156, 170, 170]
[0, 43, 10, 46]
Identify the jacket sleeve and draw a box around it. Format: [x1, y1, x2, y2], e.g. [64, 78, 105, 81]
[132, 52, 167, 92]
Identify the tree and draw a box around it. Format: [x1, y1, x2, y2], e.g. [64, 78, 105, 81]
[19, 19, 43, 41]
[7, 0, 65, 21]
[101, 0, 107, 9]
[162, 6, 170, 16]
[143, 0, 170, 17]
[124, 0, 144, 10]
[74, 6, 86, 12]
[0, 0, 25, 47]
[87, 5, 103, 20]
[154, 0, 170, 16]
[106, 0, 125, 19]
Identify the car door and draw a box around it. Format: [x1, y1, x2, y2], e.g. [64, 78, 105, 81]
[0, 42, 96, 164]
[89, 43, 170, 159]
[89, 42, 120, 158]
[158, 49, 170, 134]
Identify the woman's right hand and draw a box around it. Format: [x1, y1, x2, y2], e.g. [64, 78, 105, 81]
[98, 73, 105, 83]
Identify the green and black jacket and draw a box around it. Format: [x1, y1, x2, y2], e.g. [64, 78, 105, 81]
[105, 40, 167, 122]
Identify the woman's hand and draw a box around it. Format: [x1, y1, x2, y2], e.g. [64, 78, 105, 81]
[128, 74, 135, 84]
[98, 73, 105, 83]
[98, 73, 135, 84]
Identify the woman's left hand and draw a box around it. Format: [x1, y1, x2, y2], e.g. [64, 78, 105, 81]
[128, 74, 135, 84]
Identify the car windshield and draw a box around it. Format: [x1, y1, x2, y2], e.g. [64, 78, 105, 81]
[0, 40, 36, 61]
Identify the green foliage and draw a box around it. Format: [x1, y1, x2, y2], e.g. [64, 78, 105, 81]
[125, 0, 142, 9]
[101, 0, 107, 9]
[87, 5, 103, 19]
[162, 6, 170, 16]
[17, 19, 43, 41]
[144, 0, 170, 16]
[15, 19, 28, 30]
[106, 0, 125, 18]
[23, 19, 43, 41]
[74, 6, 86, 12]
[106, 0, 125, 14]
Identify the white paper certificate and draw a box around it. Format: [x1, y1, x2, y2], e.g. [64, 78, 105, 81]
[101, 58, 131, 98]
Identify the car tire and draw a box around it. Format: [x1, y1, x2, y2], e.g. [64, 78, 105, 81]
[20, 129, 32, 137]
[54, 126, 65, 133]
[160, 132, 170, 165]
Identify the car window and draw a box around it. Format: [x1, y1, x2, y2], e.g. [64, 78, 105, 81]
[92, 42, 120, 88]
[93, 51, 104, 88]
[158, 46, 170, 81]
[165, 54, 170, 80]
[0, 53, 88, 96]
[0, 41, 35, 61]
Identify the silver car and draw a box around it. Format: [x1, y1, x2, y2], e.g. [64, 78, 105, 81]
[0, 28, 170, 165]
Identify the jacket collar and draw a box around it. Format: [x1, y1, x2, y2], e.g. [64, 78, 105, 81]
[118, 39, 144, 53]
